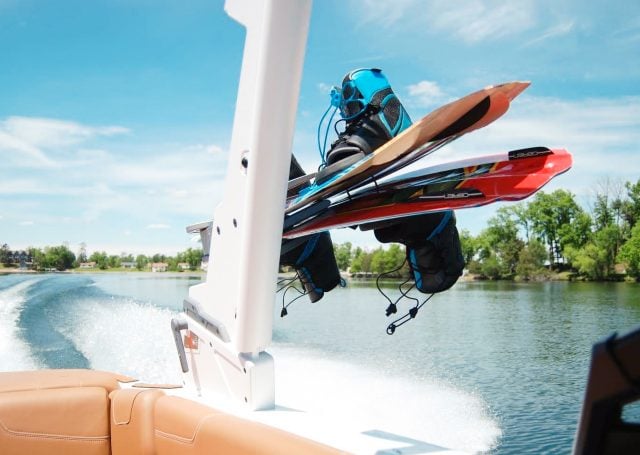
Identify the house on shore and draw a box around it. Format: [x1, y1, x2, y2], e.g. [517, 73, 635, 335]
[151, 262, 168, 273]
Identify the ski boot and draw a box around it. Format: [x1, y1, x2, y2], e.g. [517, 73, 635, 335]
[280, 155, 341, 303]
[372, 211, 465, 294]
[316, 68, 412, 183]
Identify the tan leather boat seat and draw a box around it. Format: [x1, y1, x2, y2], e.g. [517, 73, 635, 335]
[0, 369, 346, 454]
[153, 395, 344, 454]
[0, 369, 133, 455]
[0, 369, 134, 394]
[110, 388, 164, 455]
[0, 386, 110, 455]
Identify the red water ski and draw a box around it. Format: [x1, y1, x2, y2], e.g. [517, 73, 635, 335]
[283, 148, 572, 238]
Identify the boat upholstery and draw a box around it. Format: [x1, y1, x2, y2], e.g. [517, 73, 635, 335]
[153, 395, 344, 454]
[0, 386, 110, 455]
[0, 370, 346, 454]
[110, 388, 164, 455]
[0, 369, 135, 394]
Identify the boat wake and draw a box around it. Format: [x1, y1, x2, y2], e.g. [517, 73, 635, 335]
[0, 277, 42, 371]
[0, 274, 501, 452]
[0, 275, 181, 383]
[58, 295, 183, 384]
[271, 345, 501, 453]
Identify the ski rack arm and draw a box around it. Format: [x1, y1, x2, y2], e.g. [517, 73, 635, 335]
[180, 0, 311, 410]
[186, 221, 213, 258]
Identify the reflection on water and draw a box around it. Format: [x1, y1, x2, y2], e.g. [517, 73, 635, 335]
[1, 273, 639, 453]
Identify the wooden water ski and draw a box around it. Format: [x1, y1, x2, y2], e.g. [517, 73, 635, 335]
[285, 81, 530, 214]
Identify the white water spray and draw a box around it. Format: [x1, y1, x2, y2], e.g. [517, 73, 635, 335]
[59, 296, 183, 384]
[270, 346, 501, 453]
[0, 279, 41, 371]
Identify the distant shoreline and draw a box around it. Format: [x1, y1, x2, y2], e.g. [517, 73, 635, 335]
[0, 267, 205, 277]
[0, 268, 37, 274]
[1, 267, 635, 283]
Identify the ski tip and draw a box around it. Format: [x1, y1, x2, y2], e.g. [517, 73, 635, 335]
[501, 81, 531, 100]
[485, 81, 531, 101]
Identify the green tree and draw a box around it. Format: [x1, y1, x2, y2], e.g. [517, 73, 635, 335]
[350, 247, 372, 274]
[89, 251, 109, 270]
[333, 242, 352, 271]
[0, 244, 11, 266]
[565, 225, 620, 280]
[136, 254, 149, 271]
[28, 247, 44, 271]
[480, 254, 501, 280]
[183, 248, 202, 270]
[120, 253, 134, 263]
[511, 203, 532, 241]
[596, 225, 623, 277]
[386, 244, 406, 274]
[477, 207, 524, 278]
[43, 245, 76, 271]
[151, 253, 166, 263]
[369, 244, 405, 275]
[565, 244, 607, 280]
[167, 255, 180, 272]
[516, 239, 548, 280]
[593, 193, 614, 231]
[558, 211, 592, 250]
[619, 223, 640, 279]
[108, 255, 121, 269]
[621, 179, 640, 228]
[458, 229, 478, 265]
[370, 248, 386, 274]
[527, 190, 583, 269]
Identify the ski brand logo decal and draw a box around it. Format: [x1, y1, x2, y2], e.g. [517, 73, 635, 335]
[509, 147, 551, 160]
[417, 189, 484, 200]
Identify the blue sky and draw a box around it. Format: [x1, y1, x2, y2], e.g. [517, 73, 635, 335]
[1, 0, 639, 255]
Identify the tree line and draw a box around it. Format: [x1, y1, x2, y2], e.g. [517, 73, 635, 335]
[0, 244, 203, 272]
[332, 178, 640, 282]
[4, 178, 640, 281]
[333, 242, 408, 277]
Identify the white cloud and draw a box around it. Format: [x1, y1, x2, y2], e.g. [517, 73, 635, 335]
[353, 0, 538, 43]
[0, 116, 129, 167]
[406, 80, 446, 108]
[0, 130, 54, 166]
[18, 221, 34, 226]
[0, 115, 228, 250]
[179, 143, 224, 156]
[2, 116, 128, 148]
[357, 0, 418, 27]
[429, 1, 537, 44]
[524, 21, 575, 47]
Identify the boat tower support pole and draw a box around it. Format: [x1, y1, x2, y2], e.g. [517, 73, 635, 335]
[180, 0, 312, 410]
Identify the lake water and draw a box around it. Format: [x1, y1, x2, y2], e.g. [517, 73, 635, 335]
[1, 272, 639, 454]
